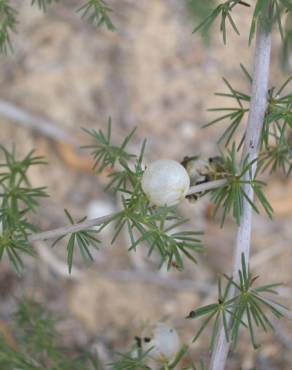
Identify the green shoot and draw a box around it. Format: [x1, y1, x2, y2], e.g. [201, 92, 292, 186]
[0, 0, 17, 54]
[0, 146, 48, 272]
[0, 298, 101, 370]
[77, 0, 115, 30]
[192, 0, 243, 44]
[31, 0, 58, 12]
[188, 253, 286, 350]
[209, 145, 273, 226]
[51, 209, 100, 273]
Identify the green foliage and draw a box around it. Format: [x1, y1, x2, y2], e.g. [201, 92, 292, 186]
[249, 0, 273, 43]
[52, 209, 100, 273]
[263, 77, 292, 142]
[187, 253, 286, 350]
[187, 0, 215, 42]
[0, 0, 114, 53]
[206, 66, 292, 176]
[83, 120, 204, 270]
[109, 347, 152, 370]
[181, 149, 272, 226]
[259, 122, 292, 175]
[0, 0, 17, 54]
[31, 0, 59, 12]
[191, 0, 291, 45]
[0, 298, 101, 370]
[78, 0, 115, 30]
[205, 64, 251, 148]
[0, 146, 48, 273]
[208, 144, 273, 226]
[192, 0, 243, 44]
[0, 122, 204, 272]
[109, 344, 192, 370]
[281, 12, 292, 69]
[249, 0, 292, 44]
[82, 118, 136, 174]
[124, 207, 204, 270]
[259, 81, 292, 174]
[187, 276, 234, 352]
[14, 298, 60, 359]
[32, 0, 115, 30]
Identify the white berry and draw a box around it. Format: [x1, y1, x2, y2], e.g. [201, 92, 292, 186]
[141, 160, 190, 206]
[141, 322, 180, 364]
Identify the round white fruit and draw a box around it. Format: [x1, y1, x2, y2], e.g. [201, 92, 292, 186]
[141, 160, 190, 206]
[141, 322, 180, 364]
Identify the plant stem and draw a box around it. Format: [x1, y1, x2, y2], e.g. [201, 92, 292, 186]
[187, 179, 226, 195]
[29, 179, 226, 242]
[28, 213, 118, 242]
[0, 99, 78, 145]
[209, 6, 273, 370]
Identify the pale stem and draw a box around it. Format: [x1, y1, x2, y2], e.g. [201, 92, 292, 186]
[0, 99, 78, 145]
[29, 179, 226, 243]
[209, 8, 273, 370]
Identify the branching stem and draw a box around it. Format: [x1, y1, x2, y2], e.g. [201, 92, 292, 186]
[188, 179, 226, 195]
[209, 4, 273, 370]
[29, 179, 226, 242]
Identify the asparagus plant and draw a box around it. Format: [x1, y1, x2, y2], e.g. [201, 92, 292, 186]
[0, 0, 292, 369]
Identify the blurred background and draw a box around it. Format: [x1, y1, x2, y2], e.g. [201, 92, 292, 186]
[0, 0, 292, 369]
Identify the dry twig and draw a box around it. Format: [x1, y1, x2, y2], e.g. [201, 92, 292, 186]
[210, 5, 273, 369]
[29, 179, 227, 242]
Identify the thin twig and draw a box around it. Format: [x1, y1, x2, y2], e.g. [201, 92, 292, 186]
[0, 99, 78, 145]
[29, 213, 118, 242]
[210, 6, 273, 370]
[29, 179, 226, 242]
[103, 269, 211, 293]
[35, 240, 212, 293]
[187, 179, 226, 195]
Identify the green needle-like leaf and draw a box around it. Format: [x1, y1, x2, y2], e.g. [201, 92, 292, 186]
[82, 118, 136, 174]
[0, 0, 17, 54]
[52, 209, 100, 273]
[77, 0, 115, 30]
[0, 298, 101, 369]
[0, 146, 48, 272]
[31, 0, 58, 12]
[188, 254, 288, 351]
[192, 0, 246, 44]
